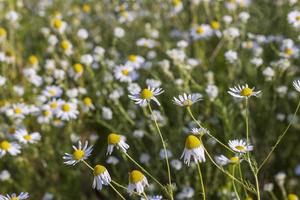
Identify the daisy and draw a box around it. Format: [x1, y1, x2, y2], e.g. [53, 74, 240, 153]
[15, 129, 41, 144]
[0, 192, 29, 200]
[42, 85, 63, 98]
[82, 97, 95, 112]
[293, 80, 300, 92]
[228, 84, 261, 98]
[127, 170, 149, 195]
[136, 38, 157, 49]
[190, 127, 209, 136]
[288, 10, 300, 29]
[181, 135, 205, 166]
[6, 103, 29, 119]
[114, 65, 134, 83]
[125, 54, 145, 69]
[27, 55, 39, 68]
[37, 105, 53, 123]
[71, 63, 84, 78]
[106, 133, 129, 155]
[92, 164, 111, 191]
[56, 101, 79, 121]
[191, 24, 213, 40]
[173, 93, 202, 107]
[280, 39, 299, 58]
[47, 98, 63, 112]
[63, 141, 93, 165]
[60, 40, 73, 56]
[51, 18, 67, 33]
[0, 140, 21, 157]
[128, 86, 164, 107]
[228, 139, 253, 154]
[215, 155, 241, 166]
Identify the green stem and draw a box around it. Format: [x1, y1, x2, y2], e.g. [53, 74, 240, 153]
[232, 165, 241, 200]
[142, 192, 149, 200]
[238, 163, 247, 196]
[82, 160, 94, 171]
[197, 163, 206, 200]
[258, 100, 300, 172]
[148, 104, 173, 199]
[245, 99, 249, 144]
[187, 107, 234, 153]
[109, 183, 126, 200]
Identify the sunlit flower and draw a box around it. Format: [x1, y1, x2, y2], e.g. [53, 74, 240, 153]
[125, 54, 145, 69]
[6, 103, 29, 119]
[82, 97, 95, 112]
[228, 84, 261, 98]
[0, 140, 21, 157]
[63, 141, 93, 165]
[173, 93, 202, 107]
[228, 139, 253, 153]
[114, 65, 134, 83]
[127, 170, 149, 195]
[129, 86, 164, 106]
[0, 192, 29, 200]
[181, 135, 205, 166]
[42, 85, 63, 98]
[215, 155, 241, 166]
[293, 80, 300, 92]
[56, 101, 79, 121]
[92, 164, 111, 191]
[15, 129, 41, 144]
[60, 40, 73, 55]
[106, 133, 129, 155]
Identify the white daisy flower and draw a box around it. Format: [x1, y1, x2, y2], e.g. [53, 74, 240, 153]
[63, 141, 93, 165]
[6, 103, 29, 119]
[191, 24, 213, 40]
[181, 135, 205, 166]
[56, 101, 79, 121]
[127, 170, 149, 195]
[114, 65, 134, 83]
[0, 192, 29, 200]
[293, 80, 300, 92]
[81, 97, 95, 112]
[106, 133, 129, 155]
[92, 165, 111, 191]
[280, 39, 299, 58]
[43, 85, 63, 98]
[228, 84, 261, 98]
[190, 127, 209, 136]
[37, 105, 53, 124]
[125, 54, 145, 69]
[51, 18, 67, 33]
[215, 155, 241, 166]
[128, 86, 164, 107]
[228, 139, 253, 154]
[47, 99, 63, 112]
[288, 10, 300, 28]
[136, 38, 158, 48]
[15, 129, 41, 144]
[60, 40, 73, 56]
[71, 63, 84, 79]
[173, 93, 202, 107]
[0, 140, 21, 157]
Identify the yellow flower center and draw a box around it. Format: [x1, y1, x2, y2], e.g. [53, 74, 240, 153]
[0, 140, 11, 150]
[107, 133, 121, 145]
[230, 156, 240, 163]
[14, 107, 22, 114]
[288, 194, 299, 200]
[245, 197, 253, 200]
[240, 87, 253, 97]
[61, 40, 70, 50]
[285, 48, 293, 56]
[121, 69, 129, 76]
[183, 99, 193, 107]
[235, 145, 245, 151]
[73, 63, 83, 73]
[11, 197, 19, 200]
[49, 89, 57, 96]
[296, 16, 300, 21]
[50, 102, 58, 109]
[128, 55, 137, 62]
[141, 89, 153, 100]
[53, 19, 62, 29]
[62, 103, 71, 112]
[196, 27, 204, 34]
[73, 149, 84, 160]
[129, 170, 144, 183]
[43, 110, 51, 117]
[28, 55, 38, 65]
[93, 165, 107, 176]
[83, 97, 92, 106]
[172, 0, 181, 6]
[24, 134, 32, 141]
[82, 4, 91, 13]
[0, 27, 6, 37]
[185, 135, 202, 149]
[211, 21, 220, 30]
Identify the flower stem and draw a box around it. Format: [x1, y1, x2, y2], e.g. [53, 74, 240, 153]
[109, 183, 127, 200]
[197, 163, 206, 200]
[232, 165, 241, 200]
[82, 160, 94, 171]
[142, 192, 149, 200]
[148, 104, 173, 200]
[187, 107, 234, 153]
[258, 100, 300, 172]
